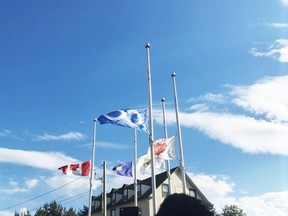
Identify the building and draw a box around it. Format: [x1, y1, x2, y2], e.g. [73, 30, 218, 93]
[91, 166, 211, 216]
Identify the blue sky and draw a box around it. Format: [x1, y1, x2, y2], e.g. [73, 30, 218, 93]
[1, 0, 288, 215]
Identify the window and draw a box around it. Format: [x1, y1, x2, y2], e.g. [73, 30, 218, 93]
[189, 188, 196, 197]
[111, 192, 116, 205]
[111, 209, 116, 216]
[123, 189, 128, 201]
[137, 185, 141, 197]
[162, 184, 169, 197]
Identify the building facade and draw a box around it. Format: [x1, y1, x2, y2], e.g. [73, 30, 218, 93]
[91, 167, 211, 216]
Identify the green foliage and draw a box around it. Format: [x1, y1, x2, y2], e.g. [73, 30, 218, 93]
[206, 203, 219, 216]
[14, 210, 32, 216]
[77, 205, 88, 216]
[221, 205, 247, 216]
[34, 200, 77, 216]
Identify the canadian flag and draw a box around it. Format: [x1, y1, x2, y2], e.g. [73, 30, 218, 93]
[58, 160, 90, 176]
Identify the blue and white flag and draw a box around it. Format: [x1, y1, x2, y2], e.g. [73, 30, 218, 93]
[112, 161, 133, 177]
[97, 109, 149, 133]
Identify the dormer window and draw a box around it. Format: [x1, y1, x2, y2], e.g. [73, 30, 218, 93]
[111, 192, 116, 205]
[123, 189, 128, 201]
[137, 184, 141, 197]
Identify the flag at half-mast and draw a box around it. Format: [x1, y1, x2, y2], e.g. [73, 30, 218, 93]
[136, 153, 165, 173]
[153, 136, 176, 160]
[112, 161, 133, 177]
[136, 136, 176, 173]
[58, 160, 90, 176]
[97, 109, 149, 133]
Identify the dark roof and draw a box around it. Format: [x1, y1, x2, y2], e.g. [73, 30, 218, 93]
[92, 166, 212, 211]
[92, 167, 179, 211]
[139, 166, 178, 199]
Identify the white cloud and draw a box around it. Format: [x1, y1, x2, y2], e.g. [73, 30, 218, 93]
[155, 111, 288, 155]
[0, 148, 79, 170]
[281, 0, 288, 6]
[35, 131, 85, 141]
[188, 172, 288, 216]
[237, 191, 288, 216]
[250, 39, 288, 63]
[25, 179, 39, 189]
[189, 172, 234, 201]
[154, 75, 288, 156]
[230, 75, 288, 122]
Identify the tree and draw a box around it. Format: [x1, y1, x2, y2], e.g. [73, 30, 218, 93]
[64, 208, 77, 216]
[221, 205, 247, 216]
[77, 205, 88, 216]
[14, 210, 32, 216]
[34, 200, 77, 216]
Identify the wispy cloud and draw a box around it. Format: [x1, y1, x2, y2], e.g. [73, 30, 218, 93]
[0, 148, 79, 170]
[80, 141, 131, 150]
[0, 129, 22, 140]
[154, 75, 288, 156]
[0, 178, 38, 194]
[97, 141, 131, 150]
[264, 22, 288, 28]
[199, 93, 227, 103]
[250, 39, 288, 63]
[35, 132, 85, 141]
[0, 129, 12, 137]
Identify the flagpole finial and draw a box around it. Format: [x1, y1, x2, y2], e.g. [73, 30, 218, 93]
[94, 118, 97, 122]
[161, 97, 165, 102]
[145, 43, 150, 48]
[171, 72, 176, 77]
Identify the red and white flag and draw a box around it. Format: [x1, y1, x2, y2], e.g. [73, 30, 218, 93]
[153, 136, 176, 160]
[58, 160, 90, 176]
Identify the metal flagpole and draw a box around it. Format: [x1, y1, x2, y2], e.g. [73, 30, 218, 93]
[145, 43, 157, 215]
[161, 97, 172, 195]
[102, 161, 107, 216]
[133, 128, 138, 206]
[88, 119, 97, 216]
[171, 72, 187, 194]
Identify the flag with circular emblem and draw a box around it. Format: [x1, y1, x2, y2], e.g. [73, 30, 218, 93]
[97, 109, 149, 133]
[112, 161, 133, 177]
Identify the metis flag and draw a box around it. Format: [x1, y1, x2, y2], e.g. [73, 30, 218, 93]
[153, 136, 176, 160]
[58, 160, 90, 176]
[97, 109, 149, 133]
[112, 161, 133, 177]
